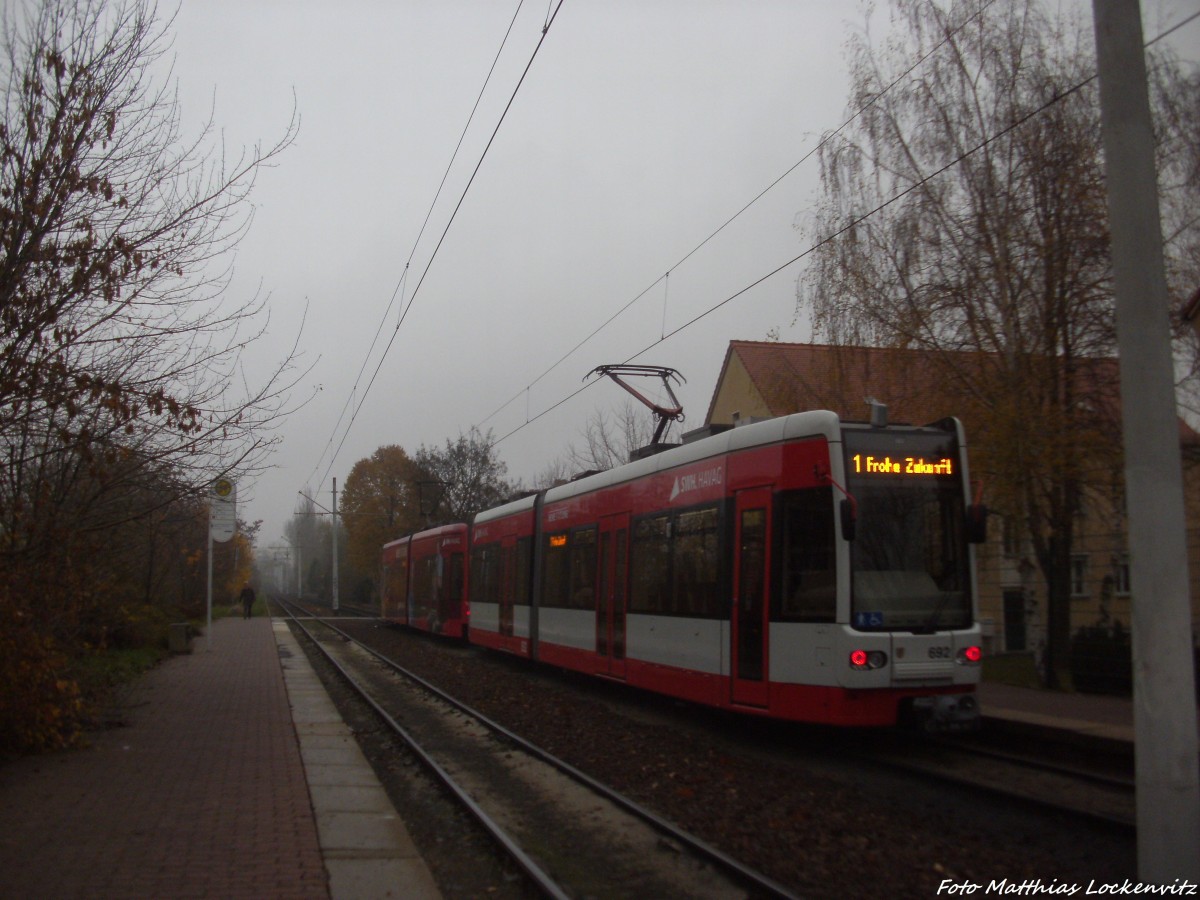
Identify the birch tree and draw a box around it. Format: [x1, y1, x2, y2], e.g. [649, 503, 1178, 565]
[796, 0, 1197, 685]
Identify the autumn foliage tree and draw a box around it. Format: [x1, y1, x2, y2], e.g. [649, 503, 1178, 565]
[795, 0, 1197, 685]
[340, 445, 423, 599]
[0, 0, 298, 750]
[339, 432, 514, 605]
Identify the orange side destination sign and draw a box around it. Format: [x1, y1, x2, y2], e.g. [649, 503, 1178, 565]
[851, 454, 953, 476]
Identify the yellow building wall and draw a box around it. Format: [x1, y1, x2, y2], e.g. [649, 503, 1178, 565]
[707, 355, 774, 425]
[705, 347, 1200, 662]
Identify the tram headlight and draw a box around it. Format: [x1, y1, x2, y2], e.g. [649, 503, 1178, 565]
[849, 649, 888, 670]
[956, 645, 983, 665]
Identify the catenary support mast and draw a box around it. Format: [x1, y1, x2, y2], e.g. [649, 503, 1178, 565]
[1092, 0, 1200, 878]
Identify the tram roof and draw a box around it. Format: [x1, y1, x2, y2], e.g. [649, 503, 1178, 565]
[541, 408, 844, 505]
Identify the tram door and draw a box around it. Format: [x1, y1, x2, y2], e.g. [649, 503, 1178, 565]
[499, 539, 515, 638]
[596, 513, 629, 678]
[732, 488, 771, 707]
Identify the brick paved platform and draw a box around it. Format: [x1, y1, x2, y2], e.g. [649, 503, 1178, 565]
[2, 613, 1187, 898]
[0, 616, 439, 899]
[979, 680, 1137, 742]
[981, 679, 1200, 745]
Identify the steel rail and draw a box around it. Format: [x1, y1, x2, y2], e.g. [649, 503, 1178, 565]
[850, 740, 1136, 833]
[938, 738, 1136, 791]
[289, 601, 801, 900]
[276, 600, 571, 900]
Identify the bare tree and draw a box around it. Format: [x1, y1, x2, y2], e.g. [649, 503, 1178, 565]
[0, 0, 300, 750]
[570, 401, 665, 472]
[531, 454, 574, 490]
[1160, 63, 1200, 406]
[534, 401, 674, 488]
[795, 0, 1196, 685]
[284, 494, 326, 598]
[0, 0, 302, 549]
[414, 427, 513, 525]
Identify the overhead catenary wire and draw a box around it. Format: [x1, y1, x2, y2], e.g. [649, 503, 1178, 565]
[475, 0, 1001, 434]
[307, 0, 565, 494]
[490, 9, 1200, 451]
[1146, 8, 1200, 46]
[304, 0, 527, 491]
[492, 84, 1093, 447]
[303, 263, 407, 490]
[661, 272, 669, 341]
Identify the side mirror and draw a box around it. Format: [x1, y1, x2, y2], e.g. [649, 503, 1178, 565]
[840, 497, 857, 542]
[966, 504, 988, 544]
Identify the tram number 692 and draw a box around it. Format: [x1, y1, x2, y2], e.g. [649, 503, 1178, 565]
[928, 646, 952, 659]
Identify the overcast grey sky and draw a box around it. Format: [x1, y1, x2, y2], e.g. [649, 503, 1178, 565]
[164, 0, 1199, 550]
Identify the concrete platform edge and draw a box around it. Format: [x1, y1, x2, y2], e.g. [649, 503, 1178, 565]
[273, 618, 443, 900]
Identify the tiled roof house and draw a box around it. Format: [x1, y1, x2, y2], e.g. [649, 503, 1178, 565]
[703, 340, 1200, 661]
[706, 340, 969, 427]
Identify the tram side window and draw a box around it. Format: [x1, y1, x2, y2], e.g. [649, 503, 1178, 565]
[398, 558, 409, 608]
[630, 514, 670, 614]
[543, 532, 569, 607]
[514, 537, 532, 605]
[414, 555, 438, 617]
[385, 561, 406, 611]
[779, 488, 836, 622]
[470, 544, 499, 607]
[568, 528, 597, 610]
[447, 552, 464, 603]
[672, 506, 721, 616]
[469, 547, 482, 599]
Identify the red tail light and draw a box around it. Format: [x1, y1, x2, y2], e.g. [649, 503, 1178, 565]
[958, 645, 983, 664]
[849, 650, 888, 670]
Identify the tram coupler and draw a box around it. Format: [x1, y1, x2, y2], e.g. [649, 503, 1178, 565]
[907, 694, 981, 733]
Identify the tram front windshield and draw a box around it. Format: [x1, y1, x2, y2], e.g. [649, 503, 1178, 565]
[843, 429, 971, 632]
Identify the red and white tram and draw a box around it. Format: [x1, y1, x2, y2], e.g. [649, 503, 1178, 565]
[381, 523, 469, 638]
[388, 409, 986, 729]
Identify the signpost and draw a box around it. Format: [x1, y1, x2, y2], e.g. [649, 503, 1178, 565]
[207, 477, 236, 650]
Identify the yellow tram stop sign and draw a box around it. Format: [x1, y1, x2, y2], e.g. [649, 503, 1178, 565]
[210, 477, 236, 542]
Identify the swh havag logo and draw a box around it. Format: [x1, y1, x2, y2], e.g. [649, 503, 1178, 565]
[669, 465, 723, 501]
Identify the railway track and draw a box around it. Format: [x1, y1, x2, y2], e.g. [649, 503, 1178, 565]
[275, 601, 1136, 893]
[277, 599, 799, 899]
[852, 731, 1136, 830]
[296, 599, 378, 618]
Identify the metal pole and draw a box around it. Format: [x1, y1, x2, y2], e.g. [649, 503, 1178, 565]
[332, 478, 340, 611]
[206, 518, 213, 652]
[1092, 0, 1200, 879]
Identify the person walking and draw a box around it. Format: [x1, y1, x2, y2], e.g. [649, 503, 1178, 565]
[239, 584, 256, 619]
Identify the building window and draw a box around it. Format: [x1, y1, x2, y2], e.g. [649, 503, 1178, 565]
[1002, 515, 1021, 558]
[1002, 589, 1027, 652]
[1070, 554, 1089, 597]
[1113, 554, 1131, 596]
